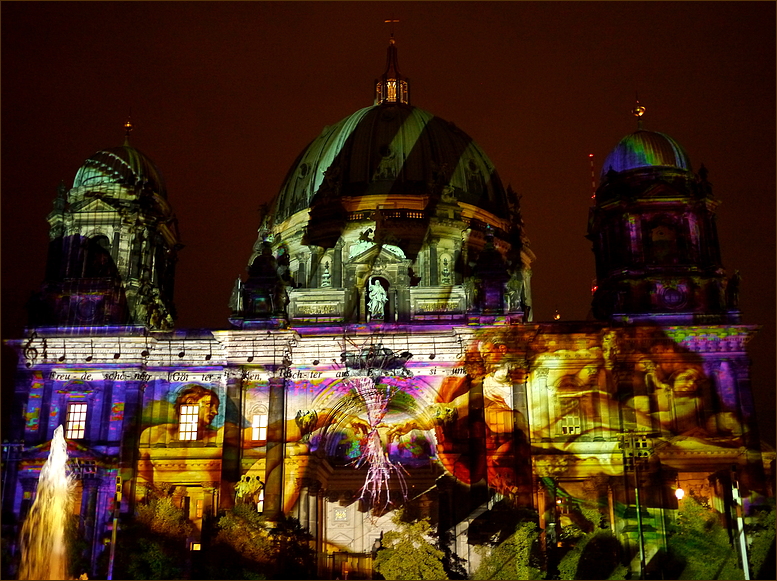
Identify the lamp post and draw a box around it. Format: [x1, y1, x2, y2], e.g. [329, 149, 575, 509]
[1, 441, 24, 508]
[731, 466, 751, 580]
[620, 431, 652, 580]
[106, 474, 121, 580]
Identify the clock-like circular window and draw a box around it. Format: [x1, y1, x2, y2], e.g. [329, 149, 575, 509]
[661, 287, 685, 308]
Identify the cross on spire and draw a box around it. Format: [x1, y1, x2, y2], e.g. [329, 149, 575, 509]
[384, 17, 400, 37]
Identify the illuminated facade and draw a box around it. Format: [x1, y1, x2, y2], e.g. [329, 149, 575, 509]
[3, 39, 772, 579]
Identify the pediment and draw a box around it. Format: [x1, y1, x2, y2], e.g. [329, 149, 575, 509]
[348, 243, 406, 265]
[75, 198, 119, 214]
[640, 182, 685, 199]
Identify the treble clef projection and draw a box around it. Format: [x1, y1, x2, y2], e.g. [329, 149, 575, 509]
[23, 332, 39, 368]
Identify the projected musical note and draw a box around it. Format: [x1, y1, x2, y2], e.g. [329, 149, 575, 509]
[141, 332, 150, 358]
[247, 337, 255, 362]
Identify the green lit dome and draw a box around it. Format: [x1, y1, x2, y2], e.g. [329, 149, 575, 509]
[601, 130, 692, 180]
[73, 145, 167, 198]
[271, 103, 509, 222]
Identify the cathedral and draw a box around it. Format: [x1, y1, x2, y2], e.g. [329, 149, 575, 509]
[3, 37, 773, 579]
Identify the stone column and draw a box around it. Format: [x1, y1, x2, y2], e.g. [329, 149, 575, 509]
[293, 252, 306, 289]
[534, 368, 551, 440]
[264, 377, 286, 522]
[308, 480, 320, 544]
[201, 482, 218, 519]
[333, 240, 344, 288]
[429, 240, 439, 286]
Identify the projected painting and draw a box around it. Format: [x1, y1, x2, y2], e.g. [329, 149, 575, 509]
[130, 322, 757, 518]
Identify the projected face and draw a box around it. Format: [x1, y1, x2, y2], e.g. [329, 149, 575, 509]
[175, 385, 220, 431]
[673, 369, 700, 394]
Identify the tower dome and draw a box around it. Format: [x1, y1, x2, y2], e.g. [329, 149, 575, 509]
[34, 127, 180, 330]
[73, 145, 168, 198]
[600, 130, 692, 180]
[589, 116, 732, 325]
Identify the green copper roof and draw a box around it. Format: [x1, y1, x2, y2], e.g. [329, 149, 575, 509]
[73, 145, 167, 198]
[271, 103, 508, 222]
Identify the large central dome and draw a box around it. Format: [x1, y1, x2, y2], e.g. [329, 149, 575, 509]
[271, 102, 509, 223]
[232, 37, 534, 329]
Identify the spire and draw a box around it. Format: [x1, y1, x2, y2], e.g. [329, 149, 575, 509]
[375, 32, 409, 105]
[123, 114, 133, 146]
[632, 93, 646, 130]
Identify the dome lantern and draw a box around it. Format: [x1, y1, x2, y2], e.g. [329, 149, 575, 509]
[375, 35, 409, 105]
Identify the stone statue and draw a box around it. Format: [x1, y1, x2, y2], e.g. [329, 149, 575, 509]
[726, 270, 741, 309]
[228, 276, 243, 313]
[274, 281, 289, 315]
[321, 261, 331, 288]
[368, 279, 388, 319]
[441, 258, 452, 285]
[505, 272, 525, 313]
[464, 276, 482, 311]
[440, 185, 457, 204]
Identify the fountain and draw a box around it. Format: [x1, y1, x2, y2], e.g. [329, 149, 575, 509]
[18, 425, 73, 580]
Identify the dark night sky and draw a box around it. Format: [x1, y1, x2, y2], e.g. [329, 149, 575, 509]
[2, 2, 774, 445]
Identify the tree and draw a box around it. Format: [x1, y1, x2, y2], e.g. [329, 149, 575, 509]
[374, 510, 448, 580]
[747, 499, 775, 579]
[113, 493, 194, 580]
[556, 528, 626, 580]
[65, 513, 91, 579]
[473, 521, 542, 580]
[665, 495, 744, 580]
[207, 504, 315, 580]
[555, 503, 626, 580]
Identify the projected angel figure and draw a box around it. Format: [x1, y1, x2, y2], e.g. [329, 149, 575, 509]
[384, 332, 532, 501]
[368, 279, 388, 319]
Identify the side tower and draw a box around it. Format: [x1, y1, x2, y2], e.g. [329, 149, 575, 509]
[30, 123, 181, 330]
[588, 108, 733, 325]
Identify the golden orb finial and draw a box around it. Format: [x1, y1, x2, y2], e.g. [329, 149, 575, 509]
[124, 116, 133, 137]
[632, 93, 646, 129]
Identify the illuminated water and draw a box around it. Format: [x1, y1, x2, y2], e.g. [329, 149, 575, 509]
[18, 425, 72, 580]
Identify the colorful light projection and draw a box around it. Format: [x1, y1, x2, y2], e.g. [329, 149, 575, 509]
[347, 376, 408, 509]
[129, 322, 758, 519]
[601, 130, 691, 176]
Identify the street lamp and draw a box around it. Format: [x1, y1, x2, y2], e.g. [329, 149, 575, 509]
[731, 466, 751, 580]
[674, 487, 685, 501]
[620, 431, 651, 580]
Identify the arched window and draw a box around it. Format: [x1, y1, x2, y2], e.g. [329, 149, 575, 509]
[250, 405, 269, 442]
